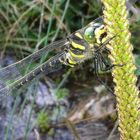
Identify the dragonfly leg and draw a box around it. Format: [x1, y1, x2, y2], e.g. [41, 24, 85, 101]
[93, 55, 100, 75]
[97, 52, 124, 72]
[93, 52, 116, 96]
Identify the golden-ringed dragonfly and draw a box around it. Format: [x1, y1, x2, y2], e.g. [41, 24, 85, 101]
[0, 17, 114, 99]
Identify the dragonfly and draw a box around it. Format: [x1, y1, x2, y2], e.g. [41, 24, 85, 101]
[0, 17, 114, 100]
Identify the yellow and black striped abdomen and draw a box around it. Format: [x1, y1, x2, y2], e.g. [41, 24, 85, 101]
[62, 32, 89, 67]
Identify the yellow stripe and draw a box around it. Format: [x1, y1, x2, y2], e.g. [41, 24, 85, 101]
[68, 59, 76, 65]
[75, 32, 83, 39]
[69, 51, 84, 58]
[71, 41, 85, 50]
[101, 37, 107, 43]
[97, 39, 101, 44]
[95, 25, 105, 37]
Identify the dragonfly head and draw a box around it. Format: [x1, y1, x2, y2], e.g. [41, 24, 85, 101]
[84, 21, 108, 48]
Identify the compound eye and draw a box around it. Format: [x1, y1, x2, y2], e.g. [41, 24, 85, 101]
[84, 27, 95, 44]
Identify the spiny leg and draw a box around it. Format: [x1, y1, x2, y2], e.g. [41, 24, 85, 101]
[97, 52, 116, 72]
[93, 53, 114, 95]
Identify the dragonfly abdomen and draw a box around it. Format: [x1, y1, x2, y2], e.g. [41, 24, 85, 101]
[60, 32, 89, 67]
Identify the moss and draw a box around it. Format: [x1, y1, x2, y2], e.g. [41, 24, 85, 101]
[37, 111, 50, 133]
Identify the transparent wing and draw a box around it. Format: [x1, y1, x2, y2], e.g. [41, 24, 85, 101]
[0, 52, 65, 100]
[0, 16, 105, 99]
[0, 39, 68, 82]
[0, 16, 104, 83]
[76, 16, 103, 33]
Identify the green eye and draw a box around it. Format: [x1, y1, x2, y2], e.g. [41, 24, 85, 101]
[84, 27, 95, 43]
